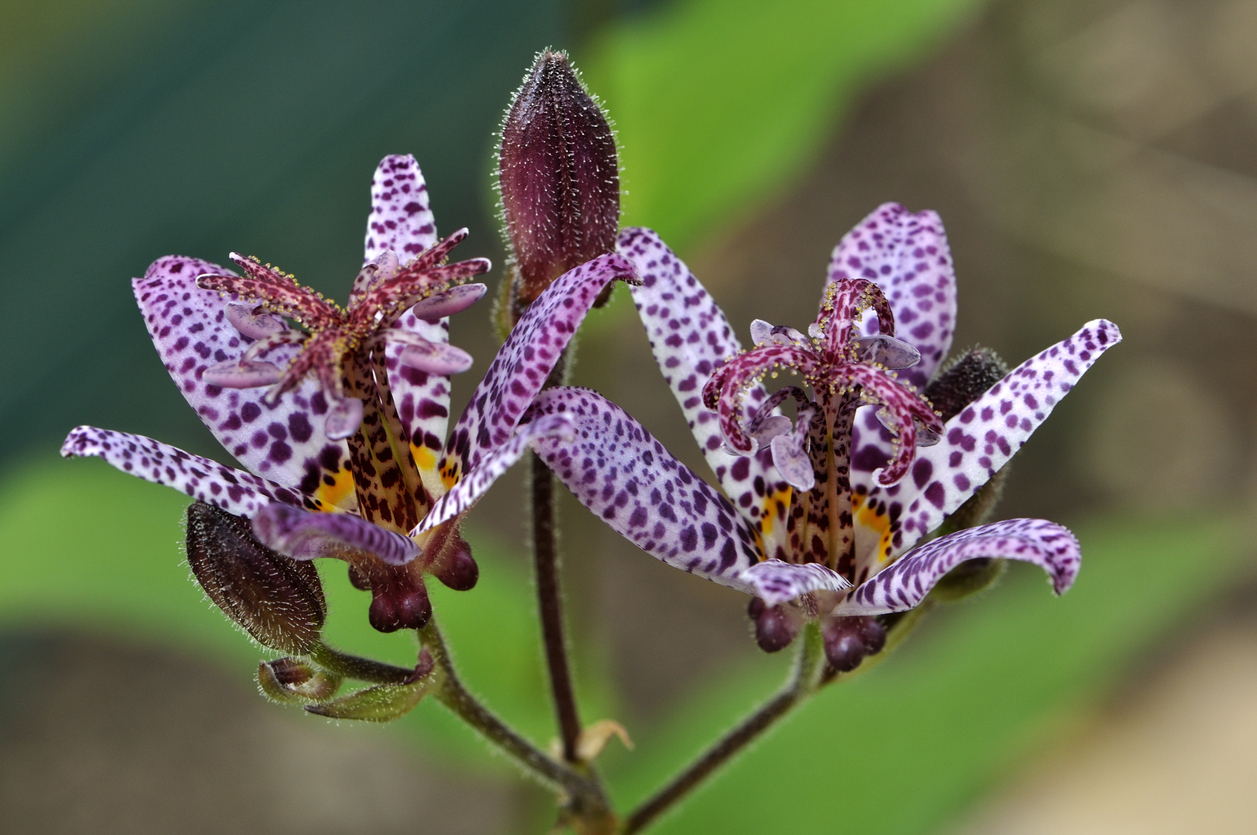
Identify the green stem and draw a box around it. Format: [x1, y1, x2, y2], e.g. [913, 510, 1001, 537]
[309, 643, 414, 684]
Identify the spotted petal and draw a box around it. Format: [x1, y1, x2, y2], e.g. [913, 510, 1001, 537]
[133, 257, 356, 511]
[417, 414, 576, 532]
[827, 203, 956, 387]
[620, 227, 793, 550]
[527, 387, 763, 590]
[835, 518, 1080, 616]
[61, 427, 320, 517]
[739, 560, 852, 607]
[438, 252, 637, 483]
[363, 154, 437, 264]
[854, 319, 1121, 570]
[253, 503, 419, 566]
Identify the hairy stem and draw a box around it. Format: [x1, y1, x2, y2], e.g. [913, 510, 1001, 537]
[309, 642, 414, 684]
[622, 625, 827, 834]
[531, 449, 584, 762]
[419, 619, 601, 801]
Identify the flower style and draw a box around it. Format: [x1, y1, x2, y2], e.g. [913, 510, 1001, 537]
[521, 204, 1120, 668]
[62, 153, 637, 633]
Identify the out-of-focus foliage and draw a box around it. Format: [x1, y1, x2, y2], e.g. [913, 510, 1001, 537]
[585, 0, 984, 251]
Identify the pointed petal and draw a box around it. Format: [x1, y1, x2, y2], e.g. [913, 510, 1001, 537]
[417, 414, 576, 532]
[619, 227, 793, 546]
[253, 503, 419, 566]
[827, 203, 956, 387]
[133, 258, 356, 511]
[835, 518, 1080, 616]
[438, 252, 637, 480]
[526, 387, 763, 589]
[61, 427, 321, 517]
[364, 154, 437, 263]
[739, 560, 852, 607]
[855, 319, 1121, 567]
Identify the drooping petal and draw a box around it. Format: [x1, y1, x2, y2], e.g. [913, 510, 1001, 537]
[438, 252, 637, 482]
[854, 319, 1121, 569]
[132, 259, 356, 511]
[526, 387, 763, 590]
[620, 226, 793, 551]
[253, 503, 419, 566]
[827, 203, 956, 387]
[834, 518, 1080, 616]
[363, 154, 437, 264]
[61, 427, 320, 517]
[417, 414, 576, 532]
[739, 560, 852, 607]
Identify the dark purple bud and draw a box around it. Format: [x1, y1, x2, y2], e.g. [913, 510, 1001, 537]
[186, 501, 326, 654]
[924, 346, 1008, 421]
[347, 564, 372, 591]
[499, 50, 619, 317]
[366, 566, 432, 633]
[428, 532, 479, 591]
[751, 599, 801, 653]
[822, 618, 867, 672]
[857, 616, 887, 656]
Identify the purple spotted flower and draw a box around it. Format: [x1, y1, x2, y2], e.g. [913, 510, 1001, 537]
[62, 153, 637, 633]
[519, 204, 1120, 669]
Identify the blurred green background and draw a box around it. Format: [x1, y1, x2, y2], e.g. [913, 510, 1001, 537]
[2, 0, 1255, 832]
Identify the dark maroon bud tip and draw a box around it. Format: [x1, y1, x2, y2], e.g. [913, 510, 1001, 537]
[822, 617, 871, 672]
[747, 597, 766, 619]
[368, 593, 401, 633]
[368, 580, 432, 633]
[754, 603, 800, 653]
[185, 501, 326, 654]
[857, 617, 887, 656]
[499, 49, 620, 314]
[429, 534, 479, 591]
[347, 564, 372, 591]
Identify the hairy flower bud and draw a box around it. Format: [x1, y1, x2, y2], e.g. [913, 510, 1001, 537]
[498, 50, 619, 322]
[186, 501, 326, 654]
[821, 616, 886, 673]
[748, 597, 802, 653]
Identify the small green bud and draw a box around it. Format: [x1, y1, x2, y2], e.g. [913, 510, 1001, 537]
[305, 650, 435, 722]
[257, 657, 342, 704]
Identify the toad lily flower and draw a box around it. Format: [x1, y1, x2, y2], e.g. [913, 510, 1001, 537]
[522, 204, 1119, 670]
[62, 153, 637, 633]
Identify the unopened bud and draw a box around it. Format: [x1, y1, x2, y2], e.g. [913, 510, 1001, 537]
[365, 566, 432, 633]
[427, 527, 479, 591]
[186, 501, 326, 654]
[822, 616, 887, 673]
[305, 650, 435, 722]
[749, 597, 802, 653]
[498, 50, 619, 322]
[257, 657, 342, 704]
[925, 346, 1008, 422]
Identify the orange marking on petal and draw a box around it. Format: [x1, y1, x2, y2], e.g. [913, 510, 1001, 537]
[853, 492, 894, 563]
[313, 467, 356, 512]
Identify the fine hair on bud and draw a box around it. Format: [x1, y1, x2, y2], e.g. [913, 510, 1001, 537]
[186, 501, 326, 654]
[497, 49, 620, 326]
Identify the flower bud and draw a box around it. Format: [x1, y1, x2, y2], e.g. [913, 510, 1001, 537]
[185, 501, 326, 654]
[927, 347, 1011, 532]
[821, 616, 886, 673]
[498, 50, 619, 322]
[365, 566, 432, 633]
[748, 597, 802, 653]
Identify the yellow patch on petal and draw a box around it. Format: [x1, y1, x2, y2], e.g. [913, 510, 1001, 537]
[853, 492, 894, 564]
[313, 467, 356, 512]
[410, 442, 436, 473]
[759, 488, 792, 537]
